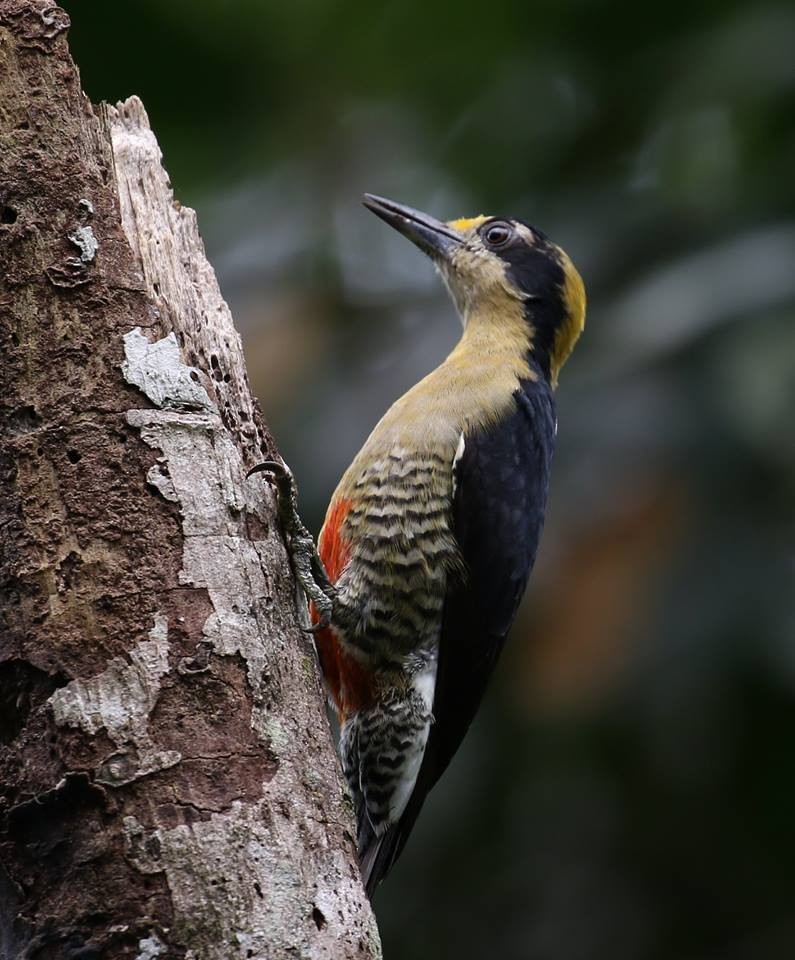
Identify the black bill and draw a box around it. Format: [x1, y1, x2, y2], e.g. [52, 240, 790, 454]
[362, 193, 463, 261]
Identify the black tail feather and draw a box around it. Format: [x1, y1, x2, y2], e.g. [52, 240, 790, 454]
[357, 781, 430, 899]
[359, 823, 402, 900]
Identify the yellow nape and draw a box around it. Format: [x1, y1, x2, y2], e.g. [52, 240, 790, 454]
[447, 215, 489, 233]
[550, 253, 587, 386]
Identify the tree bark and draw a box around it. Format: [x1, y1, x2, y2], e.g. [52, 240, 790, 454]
[0, 2, 380, 957]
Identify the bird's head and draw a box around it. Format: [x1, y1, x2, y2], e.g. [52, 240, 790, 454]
[363, 194, 586, 386]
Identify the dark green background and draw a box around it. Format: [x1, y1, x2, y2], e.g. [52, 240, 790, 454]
[65, 2, 795, 957]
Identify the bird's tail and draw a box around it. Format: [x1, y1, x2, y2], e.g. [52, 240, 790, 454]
[357, 777, 432, 899]
[359, 820, 404, 900]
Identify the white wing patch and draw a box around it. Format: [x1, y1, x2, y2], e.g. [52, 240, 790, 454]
[412, 661, 437, 715]
[451, 431, 465, 499]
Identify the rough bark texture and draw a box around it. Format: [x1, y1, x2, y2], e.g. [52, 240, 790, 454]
[0, 2, 381, 957]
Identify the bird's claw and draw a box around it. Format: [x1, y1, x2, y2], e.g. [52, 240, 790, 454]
[247, 457, 336, 630]
[307, 596, 333, 632]
[246, 459, 289, 481]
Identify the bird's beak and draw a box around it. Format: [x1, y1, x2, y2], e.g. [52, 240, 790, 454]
[362, 194, 463, 262]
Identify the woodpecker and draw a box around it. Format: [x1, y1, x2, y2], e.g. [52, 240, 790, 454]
[251, 194, 585, 898]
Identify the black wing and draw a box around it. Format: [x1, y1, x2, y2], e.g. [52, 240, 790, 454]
[361, 378, 556, 896]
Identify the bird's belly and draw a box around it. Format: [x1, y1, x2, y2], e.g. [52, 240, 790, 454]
[314, 572, 443, 722]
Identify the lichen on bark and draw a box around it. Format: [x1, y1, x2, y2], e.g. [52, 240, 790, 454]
[0, 2, 380, 957]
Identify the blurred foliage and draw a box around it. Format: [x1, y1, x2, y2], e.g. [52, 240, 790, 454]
[66, 1, 795, 957]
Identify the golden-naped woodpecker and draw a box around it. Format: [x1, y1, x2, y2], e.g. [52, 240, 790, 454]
[254, 194, 586, 897]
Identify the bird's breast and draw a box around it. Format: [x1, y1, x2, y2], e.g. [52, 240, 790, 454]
[319, 445, 463, 674]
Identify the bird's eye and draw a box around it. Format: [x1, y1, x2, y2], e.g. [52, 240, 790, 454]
[482, 221, 513, 248]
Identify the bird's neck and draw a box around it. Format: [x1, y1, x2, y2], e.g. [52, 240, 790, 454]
[342, 302, 542, 468]
[445, 300, 537, 384]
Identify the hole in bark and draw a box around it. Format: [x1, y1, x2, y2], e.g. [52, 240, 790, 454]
[1, 206, 17, 224]
[312, 907, 327, 930]
[0, 661, 68, 744]
[190, 371, 199, 382]
[8, 773, 106, 854]
[85, 911, 110, 926]
[66, 449, 81, 463]
[253, 881, 263, 899]
[8, 405, 42, 434]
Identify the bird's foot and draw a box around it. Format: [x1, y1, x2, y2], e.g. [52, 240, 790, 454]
[247, 460, 335, 630]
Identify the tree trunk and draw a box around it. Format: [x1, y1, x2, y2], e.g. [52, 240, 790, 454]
[0, 2, 380, 957]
